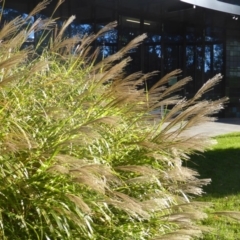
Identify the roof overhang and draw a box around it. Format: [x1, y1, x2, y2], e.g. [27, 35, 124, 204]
[180, 0, 240, 15]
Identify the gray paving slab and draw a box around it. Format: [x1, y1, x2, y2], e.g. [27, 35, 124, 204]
[184, 118, 240, 137]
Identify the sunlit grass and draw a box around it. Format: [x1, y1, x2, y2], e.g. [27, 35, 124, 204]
[189, 132, 240, 240]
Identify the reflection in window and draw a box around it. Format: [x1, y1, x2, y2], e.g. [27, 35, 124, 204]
[164, 46, 173, 71]
[144, 45, 161, 74]
[1, 8, 22, 21]
[70, 23, 93, 37]
[205, 27, 223, 42]
[120, 16, 140, 46]
[205, 45, 211, 73]
[145, 34, 161, 43]
[164, 46, 178, 72]
[186, 46, 194, 68]
[213, 44, 223, 72]
[0, 7, 225, 84]
[196, 46, 203, 70]
[165, 35, 182, 43]
[54, 22, 93, 38]
[148, 45, 161, 58]
[99, 45, 117, 58]
[186, 27, 202, 43]
[96, 24, 117, 44]
[0, 8, 35, 42]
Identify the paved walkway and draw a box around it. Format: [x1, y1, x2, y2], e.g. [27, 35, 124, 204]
[185, 118, 240, 137]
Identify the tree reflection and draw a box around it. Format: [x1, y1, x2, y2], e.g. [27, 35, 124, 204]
[214, 44, 223, 72]
[0, 7, 224, 93]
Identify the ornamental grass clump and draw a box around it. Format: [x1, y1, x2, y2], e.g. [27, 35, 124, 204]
[0, 0, 228, 239]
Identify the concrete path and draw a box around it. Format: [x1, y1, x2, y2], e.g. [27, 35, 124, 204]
[185, 118, 240, 137]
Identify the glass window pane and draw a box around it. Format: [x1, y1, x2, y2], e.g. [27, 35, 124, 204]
[205, 45, 211, 73]
[143, 20, 161, 43]
[205, 27, 224, 42]
[186, 27, 202, 43]
[213, 44, 224, 72]
[186, 46, 194, 70]
[119, 16, 140, 46]
[164, 46, 178, 72]
[96, 24, 117, 44]
[70, 23, 93, 37]
[164, 22, 183, 43]
[99, 45, 117, 58]
[144, 45, 161, 72]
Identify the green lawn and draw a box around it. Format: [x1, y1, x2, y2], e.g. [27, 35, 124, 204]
[188, 132, 240, 240]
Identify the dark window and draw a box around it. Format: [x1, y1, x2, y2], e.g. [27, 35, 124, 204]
[96, 24, 118, 44]
[213, 44, 224, 72]
[144, 45, 161, 72]
[164, 46, 179, 73]
[205, 45, 211, 73]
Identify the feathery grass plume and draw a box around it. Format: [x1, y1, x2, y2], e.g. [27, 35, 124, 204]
[0, 0, 5, 23]
[92, 33, 147, 72]
[0, 0, 234, 239]
[54, 15, 76, 42]
[51, 0, 65, 18]
[26, 0, 50, 19]
[0, 16, 25, 40]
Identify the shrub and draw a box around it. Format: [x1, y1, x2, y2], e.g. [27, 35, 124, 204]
[0, 0, 228, 239]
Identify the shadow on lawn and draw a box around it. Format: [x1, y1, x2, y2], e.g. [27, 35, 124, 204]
[187, 147, 240, 197]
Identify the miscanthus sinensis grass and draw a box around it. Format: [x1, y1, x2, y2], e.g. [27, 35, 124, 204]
[0, 0, 230, 239]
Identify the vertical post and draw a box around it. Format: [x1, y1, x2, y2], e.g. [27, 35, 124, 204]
[91, 1, 97, 49]
[161, 22, 165, 78]
[222, 20, 227, 117]
[117, 14, 121, 51]
[193, 43, 197, 92]
[210, 42, 214, 76]
[160, 22, 165, 117]
[202, 9, 206, 87]
[113, 0, 118, 54]
[139, 0, 145, 73]
[183, 25, 187, 78]
[202, 26, 205, 86]
[140, 17, 145, 72]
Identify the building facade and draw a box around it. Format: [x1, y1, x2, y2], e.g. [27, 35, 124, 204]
[2, 0, 240, 117]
